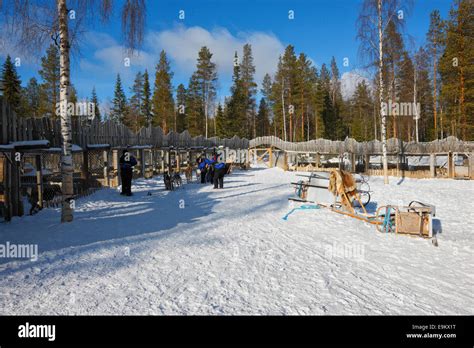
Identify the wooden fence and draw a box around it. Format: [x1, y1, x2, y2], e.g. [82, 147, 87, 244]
[249, 136, 474, 180]
[249, 135, 474, 155]
[0, 96, 249, 149]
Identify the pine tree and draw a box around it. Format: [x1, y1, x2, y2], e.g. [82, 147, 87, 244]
[90, 87, 101, 122]
[127, 71, 146, 132]
[152, 50, 175, 133]
[282, 45, 298, 141]
[241, 43, 257, 138]
[226, 51, 247, 138]
[1, 55, 22, 112]
[186, 73, 204, 136]
[350, 80, 373, 141]
[439, 0, 473, 140]
[270, 57, 285, 139]
[17, 87, 31, 117]
[256, 98, 270, 137]
[215, 102, 227, 137]
[194, 46, 218, 137]
[295, 53, 318, 141]
[427, 9, 445, 139]
[269, 46, 298, 141]
[111, 74, 127, 123]
[318, 63, 337, 139]
[261, 73, 275, 136]
[23, 77, 43, 117]
[310, 67, 325, 139]
[142, 69, 152, 127]
[414, 47, 434, 141]
[38, 44, 60, 118]
[383, 20, 405, 139]
[397, 51, 415, 141]
[176, 83, 187, 133]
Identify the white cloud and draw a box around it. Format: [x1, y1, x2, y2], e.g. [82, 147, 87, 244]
[146, 25, 285, 84]
[75, 26, 287, 99]
[77, 31, 155, 85]
[341, 70, 372, 100]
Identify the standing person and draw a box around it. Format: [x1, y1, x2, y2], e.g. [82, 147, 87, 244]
[213, 161, 226, 189]
[119, 149, 137, 196]
[197, 155, 207, 184]
[205, 157, 215, 183]
[211, 148, 218, 162]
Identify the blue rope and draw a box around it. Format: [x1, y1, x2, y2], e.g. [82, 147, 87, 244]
[282, 204, 320, 221]
[382, 207, 393, 233]
[296, 180, 303, 198]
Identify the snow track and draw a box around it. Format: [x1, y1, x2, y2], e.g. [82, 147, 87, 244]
[0, 167, 472, 314]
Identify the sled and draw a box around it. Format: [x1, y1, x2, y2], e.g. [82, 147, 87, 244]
[320, 202, 434, 238]
[289, 169, 435, 239]
[373, 201, 435, 238]
[289, 171, 371, 207]
[324, 170, 435, 238]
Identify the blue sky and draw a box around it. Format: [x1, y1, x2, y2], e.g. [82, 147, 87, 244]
[1, 0, 452, 112]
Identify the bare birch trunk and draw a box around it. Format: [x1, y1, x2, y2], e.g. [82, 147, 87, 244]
[373, 102, 378, 140]
[378, 0, 389, 184]
[58, 0, 74, 222]
[204, 102, 208, 138]
[204, 82, 208, 138]
[414, 68, 419, 142]
[433, 47, 437, 139]
[281, 78, 287, 142]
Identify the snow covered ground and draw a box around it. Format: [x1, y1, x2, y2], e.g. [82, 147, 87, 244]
[0, 166, 473, 315]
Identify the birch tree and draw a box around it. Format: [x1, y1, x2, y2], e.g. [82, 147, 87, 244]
[1, 0, 146, 222]
[357, 0, 412, 184]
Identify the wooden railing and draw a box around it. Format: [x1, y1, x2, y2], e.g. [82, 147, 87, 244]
[249, 135, 474, 155]
[0, 96, 249, 149]
[2, 96, 474, 155]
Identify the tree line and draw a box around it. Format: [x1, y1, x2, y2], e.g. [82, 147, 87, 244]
[1, 44, 101, 121]
[2, 0, 472, 142]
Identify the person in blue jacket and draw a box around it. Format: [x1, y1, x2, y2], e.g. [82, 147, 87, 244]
[205, 157, 215, 183]
[119, 149, 137, 196]
[213, 161, 227, 189]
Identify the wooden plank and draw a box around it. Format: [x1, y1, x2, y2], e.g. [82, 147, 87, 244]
[11, 151, 22, 216]
[5, 153, 12, 220]
[111, 149, 119, 187]
[103, 150, 109, 186]
[448, 152, 454, 178]
[35, 154, 44, 208]
[469, 153, 474, 180]
[430, 154, 436, 178]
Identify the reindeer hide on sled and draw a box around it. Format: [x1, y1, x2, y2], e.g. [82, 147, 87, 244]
[328, 169, 358, 212]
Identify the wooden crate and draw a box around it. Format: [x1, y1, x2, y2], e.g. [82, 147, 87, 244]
[397, 211, 432, 237]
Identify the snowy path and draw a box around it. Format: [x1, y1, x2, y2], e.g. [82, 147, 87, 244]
[0, 167, 473, 315]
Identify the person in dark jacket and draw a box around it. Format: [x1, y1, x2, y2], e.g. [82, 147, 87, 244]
[197, 156, 207, 184]
[119, 149, 137, 196]
[213, 161, 227, 189]
[205, 157, 215, 183]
